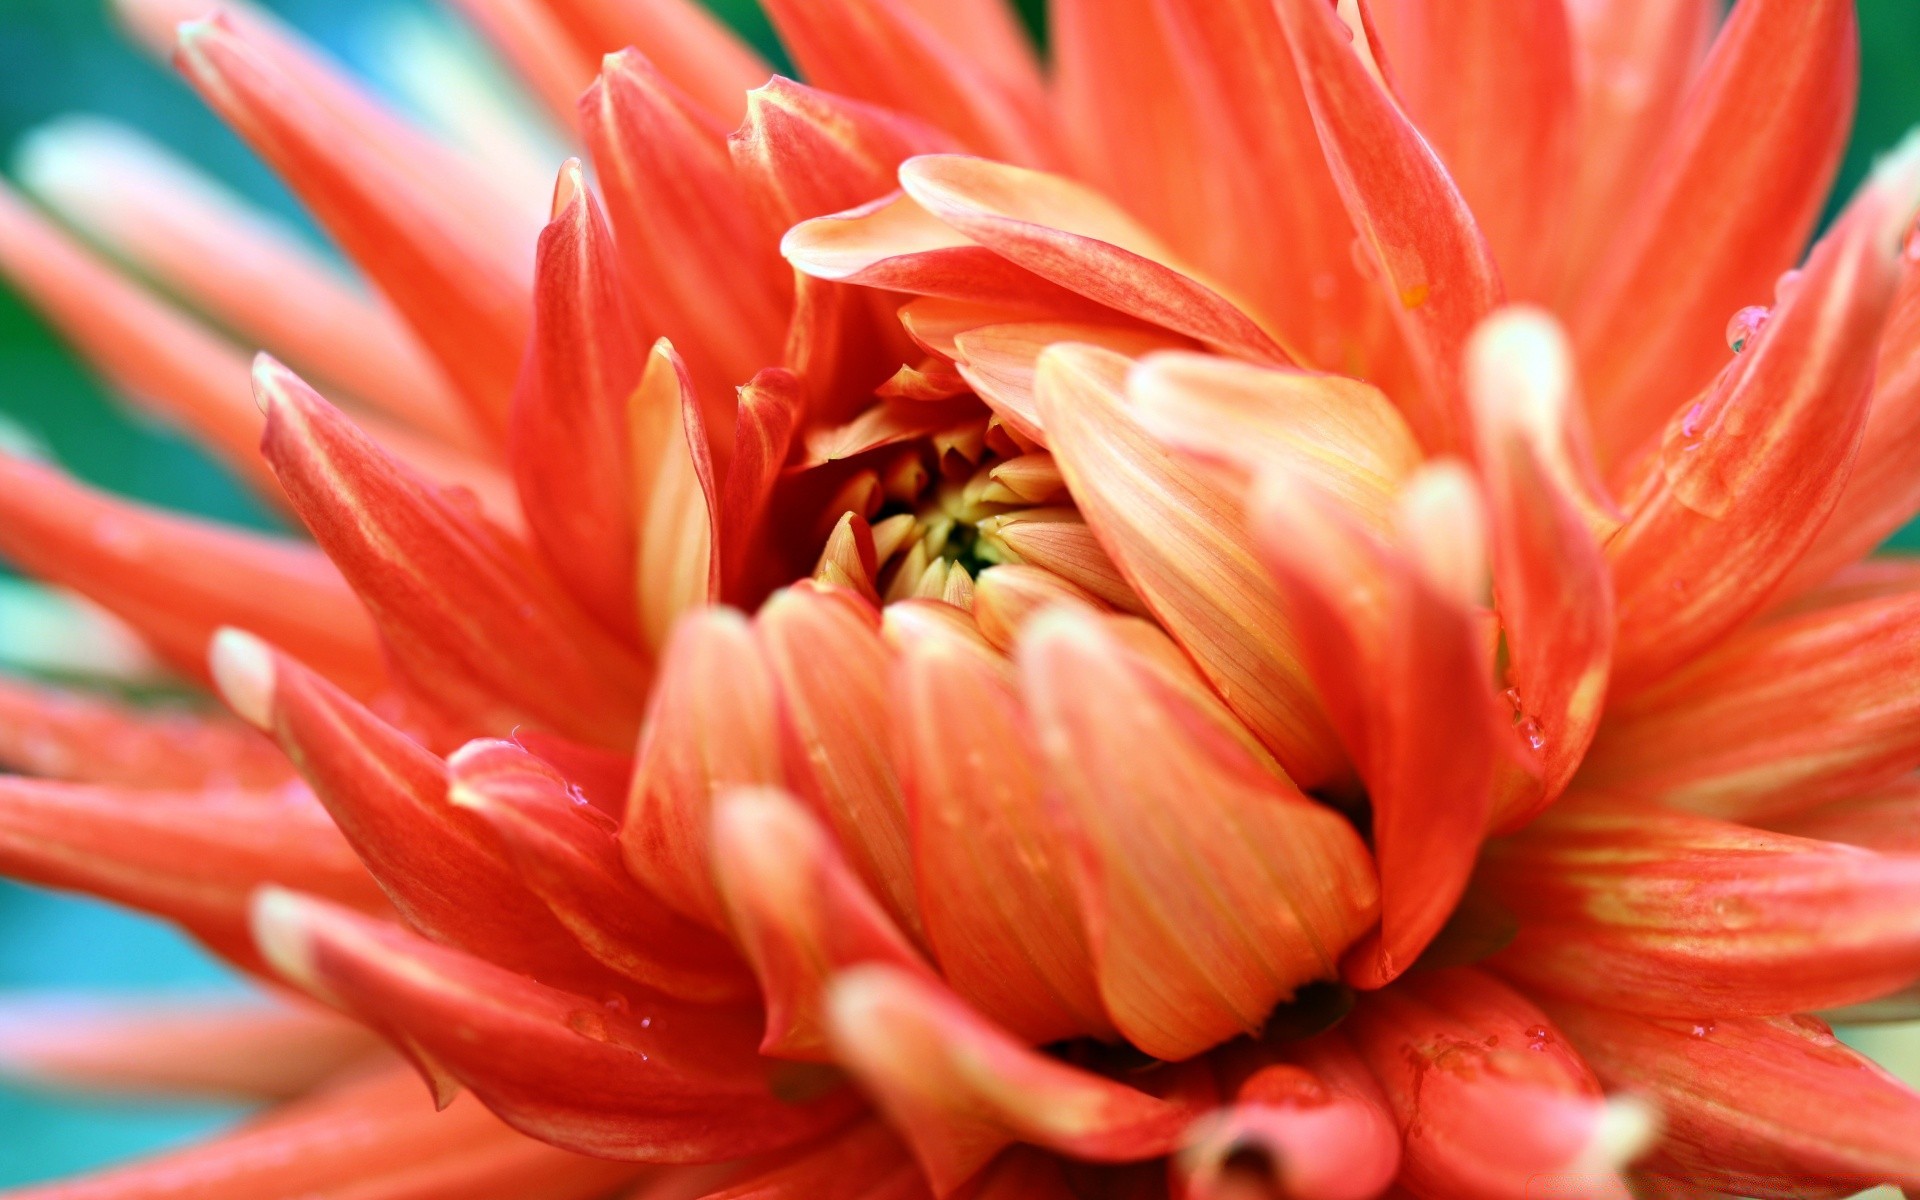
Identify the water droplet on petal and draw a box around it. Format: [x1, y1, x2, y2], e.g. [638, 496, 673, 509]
[1726, 305, 1771, 354]
[1524, 1025, 1552, 1051]
[1689, 1020, 1717, 1040]
[1518, 717, 1547, 752]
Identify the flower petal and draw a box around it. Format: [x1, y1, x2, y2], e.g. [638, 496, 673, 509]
[1464, 309, 1617, 819]
[950, 320, 1188, 447]
[1033, 343, 1344, 788]
[174, 14, 536, 438]
[622, 608, 785, 931]
[0, 1063, 643, 1200]
[969, 563, 1107, 654]
[1481, 801, 1920, 1018]
[0, 675, 289, 789]
[631, 341, 722, 655]
[695, 1120, 929, 1200]
[1342, 969, 1646, 1200]
[825, 964, 1194, 1193]
[0, 773, 382, 976]
[1605, 174, 1904, 695]
[1768, 774, 1920, 854]
[711, 787, 937, 1061]
[886, 605, 1109, 1045]
[446, 739, 754, 1004]
[754, 584, 921, 938]
[901, 156, 1290, 363]
[0, 453, 384, 696]
[212, 630, 621, 992]
[256, 358, 651, 749]
[972, 507, 1143, 616]
[1270, 0, 1506, 453]
[252, 889, 861, 1162]
[1546, 1003, 1920, 1197]
[1019, 608, 1378, 1061]
[1571, 0, 1860, 465]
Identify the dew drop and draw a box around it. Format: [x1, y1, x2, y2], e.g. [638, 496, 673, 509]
[601, 992, 630, 1015]
[1689, 1020, 1716, 1040]
[1524, 1025, 1552, 1051]
[1725, 305, 1770, 354]
[1518, 718, 1547, 752]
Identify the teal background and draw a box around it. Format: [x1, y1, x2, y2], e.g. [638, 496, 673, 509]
[0, 0, 1914, 1188]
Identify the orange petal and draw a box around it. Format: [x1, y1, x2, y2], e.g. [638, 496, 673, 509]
[252, 889, 861, 1163]
[1776, 134, 1920, 593]
[622, 608, 785, 930]
[212, 630, 621, 992]
[721, 368, 803, 598]
[1365, 0, 1577, 300]
[1767, 774, 1920, 854]
[1127, 351, 1421, 532]
[887, 605, 1110, 1044]
[754, 584, 921, 938]
[825, 965, 1194, 1193]
[1464, 310, 1617, 819]
[511, 160, 647, 640]
[711, 787, 938, 1061]
[1554, 0, 1718, 304]
[696, 1120, 929, 1200]
[447, 739, 755, 1004]
[0, 181, 274, 492]
[0, 674, 289, 789]
[1481, 800, 1920, 1018]
[1269, 0, 1506, 453]
[1571, 0, 1859, 465]
[0, 1063, 642, 1200]
[756, 0, 1051, 167]
[969, 563, 1107, 654]
[1604, 188, 1903, 696]
[584, 51, 789, 415]
[1545, 1003, 1920, 1197]
[973, 507, 1143, 616]
[174, 14, 536, 439]
[1256, 465, 1515, 987]
[949, 320, 1187, 446]
[0, 994, 381, 1101]
[0, 773, 382, 976]
[631, 340, 722, 655]
[1033, 344, 1345, 788]
[1019, 609, 1378, 1061]
[256, 359, 651, 749]
[1342, 969, 1646, 1200]
[901, 156, 1290, 364]
[15, 117, 474, 448]
[1587, 581, 1920, 823]
[0, 453, 384, 695]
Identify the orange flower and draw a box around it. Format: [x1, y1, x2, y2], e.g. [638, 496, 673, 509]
[0, 0, 1917, 1197]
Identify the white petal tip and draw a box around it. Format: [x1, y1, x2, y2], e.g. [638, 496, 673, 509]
[208, 626, 275, 731]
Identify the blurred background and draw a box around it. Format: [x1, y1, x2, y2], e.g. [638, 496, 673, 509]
[0, 0, 1916, 1187]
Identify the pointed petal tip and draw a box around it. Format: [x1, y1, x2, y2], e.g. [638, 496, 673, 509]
[248, 885, 320, 992]
[1581, 1094, 1660, 1173]
[550, 157, 586, 221]
[208, 626, 275, 730]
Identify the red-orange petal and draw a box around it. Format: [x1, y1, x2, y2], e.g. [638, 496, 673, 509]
[697, 1120, 929, 1200]
[256, 358, 651, 749]
[825, 965, 1195, 1193]
[1019, 608, 1378, 1061]
[252, 890, 862, 1162]
[1571, 0, 1859, 466]
[1481, 800, 1920, 1018]
[1545, 1002, 1920, 1197]
[0, 675, 289, 789]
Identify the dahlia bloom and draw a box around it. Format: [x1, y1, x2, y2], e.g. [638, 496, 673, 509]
[1, 0, 1919, 1196]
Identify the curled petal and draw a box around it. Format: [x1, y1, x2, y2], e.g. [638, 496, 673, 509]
[1481, 801, 1920, 1018]
[889, 606, 1110, 1044]
[0, 1063, 642, 1200]
[901, 156, 1290, 363]
[1342, 969, 1648, 1200]
[1019, 609, 1378, 1061]
[447, 739, 754, 1004]
[0, 675, 289, 788]
[973, 508, 1143, 615]
[757, 0, 1050, 167]
[1546, 1002, 1920, 1198]
[826, 965, 1193, 1193]
[1464, 309, 1616, 818]
[1572, 0, 1860, 464]
[631, 341, 722, 655]
[252, 890, 861, 1162]
[1587, 582, 1920, 823]
[711, 788, 937, 1061]
[697, 1120, 929, 1200]
[174, 13, 536, 437]
[1605, 174, 1903, 695]
[0, 454, 383, 695]
[0, 773, 382, 975]
[951, 320, 1187, 446]
[722, 369, 804, 598]
[623, 608, 785, 930]
[970, 564, 1107, 654]
[256, 358, 650, 749]
[212, 630, 618, 991]
[0, 994, 380, 1101]
[755, 585, 920, 937]
[1034, 344, 1344, 788]
[1270, 0, 1506, 452]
